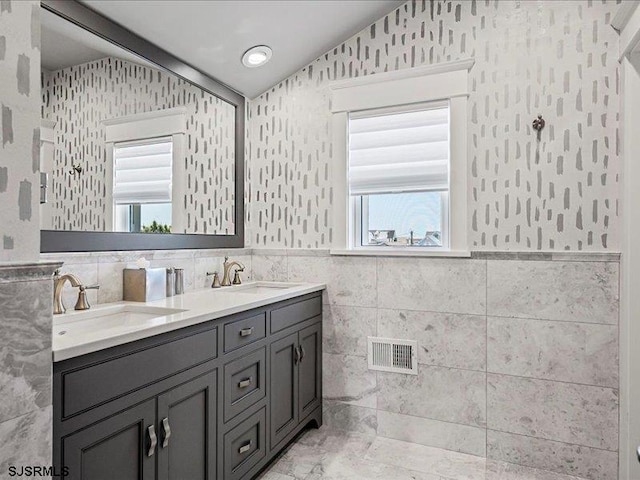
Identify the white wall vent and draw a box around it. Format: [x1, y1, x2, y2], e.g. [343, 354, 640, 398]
[367, 337, 418, 375]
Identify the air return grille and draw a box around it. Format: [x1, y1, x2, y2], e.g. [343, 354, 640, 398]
[367, 337, 418, 375]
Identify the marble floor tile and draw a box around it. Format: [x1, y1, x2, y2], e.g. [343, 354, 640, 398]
[304, 454, 449, 480]
[364, 436, 486, 480]
[484, 461, 587, 480]
[255, 427, 591, 480]
[259, 472, 297, 480]
[295, 425, 375, 456]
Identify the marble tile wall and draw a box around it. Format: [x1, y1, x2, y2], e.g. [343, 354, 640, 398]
[0, 262, 60, 475]
[251, 249, 620, 480]
[42, 248, 253, 307]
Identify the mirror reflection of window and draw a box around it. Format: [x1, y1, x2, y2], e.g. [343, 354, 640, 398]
[113, 138, 173, 233]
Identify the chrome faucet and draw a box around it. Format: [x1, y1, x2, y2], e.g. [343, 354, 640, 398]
[53, 270, 100, 314]
[221, 256, 245, 286]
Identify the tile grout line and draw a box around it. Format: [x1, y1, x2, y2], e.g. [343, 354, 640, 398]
[485, 427, 619, 454]
[375, 407, 486, 431]
[360, 305, 617, 327]
[323, 349, 618, 389]
[485, 258, 489, 458]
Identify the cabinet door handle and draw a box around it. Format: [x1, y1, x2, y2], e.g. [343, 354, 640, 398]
[239, 327, 253, 337]
[147, 425, 157, 457]
[294, 345, 300, 364]
[161, 417, 171, 448]
[238, 440, 252, 454]
[238, 377, 252, 389]
[299, 345, 305, 363]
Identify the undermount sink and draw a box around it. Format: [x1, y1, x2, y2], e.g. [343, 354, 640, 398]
[53, 305, 187, 336]
[229, 282, 302, 295]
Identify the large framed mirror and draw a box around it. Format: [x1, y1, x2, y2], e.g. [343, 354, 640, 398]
[40, 0, 244, 252]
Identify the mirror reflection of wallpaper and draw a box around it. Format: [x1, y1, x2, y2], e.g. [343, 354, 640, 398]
[41, 57, 235, 234]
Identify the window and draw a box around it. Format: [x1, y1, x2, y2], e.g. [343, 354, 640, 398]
[330, 59, 472, 255]
[349, 104, 450, 249]
[113, 137, 173, 233]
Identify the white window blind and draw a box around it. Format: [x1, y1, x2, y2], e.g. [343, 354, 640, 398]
[348, 105, 449, 196]
[113, 137, 173, 204]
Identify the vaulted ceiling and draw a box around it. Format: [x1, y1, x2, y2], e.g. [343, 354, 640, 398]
[80, 0, 404, 98]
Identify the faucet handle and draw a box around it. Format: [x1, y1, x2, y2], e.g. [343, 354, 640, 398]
[206, 272, 222, 288]
[75, 284, 99, 311]
[232, 269, 243, 285]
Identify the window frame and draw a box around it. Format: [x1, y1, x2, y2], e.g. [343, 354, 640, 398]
[105, 108, 187, 234]
[111, 135, 175, 233]
[348, 101, 451, 250]
[355, 191, 449, 249]
[329, 58, 474, 257]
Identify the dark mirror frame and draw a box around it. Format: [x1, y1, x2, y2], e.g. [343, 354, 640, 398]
[40, 0, 245, 252]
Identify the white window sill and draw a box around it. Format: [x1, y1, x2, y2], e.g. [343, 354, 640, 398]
[329, 248, 471, 258]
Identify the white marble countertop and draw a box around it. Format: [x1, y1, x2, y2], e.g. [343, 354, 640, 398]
[53, 281, 326, 362]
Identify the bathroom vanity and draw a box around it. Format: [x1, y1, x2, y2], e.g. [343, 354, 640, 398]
[52, 282, 325, 480]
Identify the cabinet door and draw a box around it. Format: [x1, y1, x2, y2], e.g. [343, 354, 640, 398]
[298, 322, 322, 420]
[157, 371, 217, 480]
[269, 332, 299, 449]
[63, 399, 156, 480]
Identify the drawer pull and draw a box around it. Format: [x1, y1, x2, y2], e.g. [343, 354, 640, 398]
[238, 440, 252, 454]
[238, 377, 252, 389]
[147, 425, 157, 457]
[239, 327, 253, 337]
[161, 417, 171, 448]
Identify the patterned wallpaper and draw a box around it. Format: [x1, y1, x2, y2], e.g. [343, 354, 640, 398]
[0, 0, 40, 262]
[42, 57, 236, 234]
[247, 0, 620, 251]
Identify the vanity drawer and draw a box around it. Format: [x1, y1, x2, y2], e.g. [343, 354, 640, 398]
[223, 313, 266, 353]
[270, 295, 322, 334]
[62, 327, 218, 418]
[224, 347, 266, 422]
[224, 407, 266, 480]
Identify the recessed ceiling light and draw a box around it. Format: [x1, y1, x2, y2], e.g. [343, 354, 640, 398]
[242, 45, 272, 68]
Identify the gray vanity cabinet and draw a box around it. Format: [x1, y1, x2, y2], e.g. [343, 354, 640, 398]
[298, 323, 322, 420]
[157, 371, 217, 480]
[62, 399, 157, 480]
[61, 371, 217, 480]
[54, 292, 323, 480]
[269, 322, 322, 450]
[270, 332, 300, 447]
